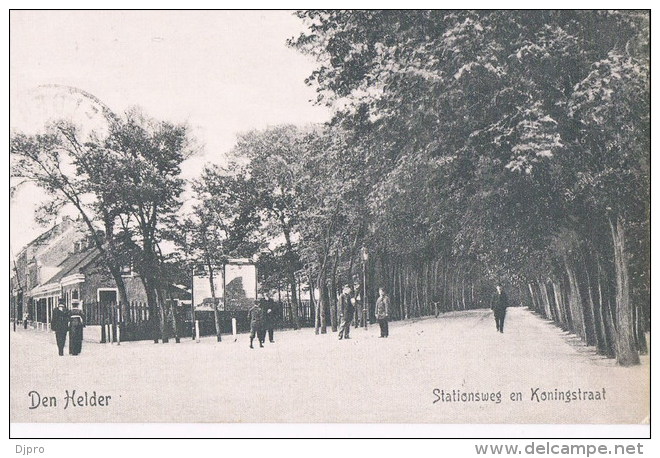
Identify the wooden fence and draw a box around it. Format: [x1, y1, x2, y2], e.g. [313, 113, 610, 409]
[85, 300, 151, 326]
[82, 298, 319, 342]
[281, 299, 314, 326]
[84, 300, 163, 342]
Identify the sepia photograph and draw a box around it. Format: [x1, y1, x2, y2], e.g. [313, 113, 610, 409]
[8, 9, 650, 440]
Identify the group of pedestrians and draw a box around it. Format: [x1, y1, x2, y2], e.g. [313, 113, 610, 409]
[338, 284, 391, 340]
[43, 285, 508, 355]
[51, 298, 86, 356]
[247, 299, 277, 349]
[247, 285, 392, 348]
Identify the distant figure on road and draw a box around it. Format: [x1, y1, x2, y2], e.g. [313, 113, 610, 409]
[338, 285, 354, 340]
[375, 287, 391, 338]
[173, 302, 186, 343]
[51, 299, 69, 356]
[248, 301, 265, 349]
[22, 310, 29, 329]
[491, 285, 509, 333]
[352, 284, 361, 328]
[262, 298, 276, 343]
[68, 302, 85, 355]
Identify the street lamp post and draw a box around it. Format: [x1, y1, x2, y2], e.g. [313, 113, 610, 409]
[361, 247, 369, 330]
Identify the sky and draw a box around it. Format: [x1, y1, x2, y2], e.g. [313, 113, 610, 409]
[9, 10, 331, 252]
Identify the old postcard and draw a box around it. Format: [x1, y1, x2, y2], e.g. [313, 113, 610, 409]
[8, 10, 650, 437]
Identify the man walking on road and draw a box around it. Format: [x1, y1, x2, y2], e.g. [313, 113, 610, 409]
[375, 287, 390, 338]
[491, 285, 509, 333]
[338, 285, 354, 340]
[51, 299, 69, 356]
[263, 298, 277, 343]
[248, 301, 265, 349]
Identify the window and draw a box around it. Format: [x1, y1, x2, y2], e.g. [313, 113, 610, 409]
[120, 264, 133, 277]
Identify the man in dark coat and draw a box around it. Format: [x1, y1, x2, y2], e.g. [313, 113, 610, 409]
[262, 298, 277, 343]
[173, 302, 186, 343]
[491, 285, 509, 333]
[248, 301, 265, 349]
[338, 285, 354, 340]
[68, 303, 86, 355]
[51, 299, 69, 356]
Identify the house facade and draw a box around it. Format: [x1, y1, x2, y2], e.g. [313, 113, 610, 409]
[11, 216, 87, 324]
[10, 217, 149, 328]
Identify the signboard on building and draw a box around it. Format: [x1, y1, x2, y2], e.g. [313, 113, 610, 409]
[192, 260, 257, 313]
[224, 262, 257, 311]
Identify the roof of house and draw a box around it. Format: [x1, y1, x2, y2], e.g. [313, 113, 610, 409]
[22, 225, 60, 252]
[41, 247, 102, 285]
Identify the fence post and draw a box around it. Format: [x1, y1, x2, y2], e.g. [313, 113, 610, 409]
[111, 304, 117, 343]
[195, 320, 200, 343]
[116, 306, 121, 345]
[232, 317, 237, 340]
[100, 303, 107, 344]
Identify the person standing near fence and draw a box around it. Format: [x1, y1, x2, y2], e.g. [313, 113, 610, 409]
[491, 285, 509, 333]
[68, 302, 86, 355]
[375, 287, 390, 338]
[262, 298, 276, 343]
[338, 285, 354, 340]
[173, 302, 186, 343]
[51, 299, 69, 356]
[248, 301, 265, 349]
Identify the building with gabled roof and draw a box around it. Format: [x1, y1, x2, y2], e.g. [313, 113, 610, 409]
[11, 217, 190, 341]
[10, 216, 88, 323]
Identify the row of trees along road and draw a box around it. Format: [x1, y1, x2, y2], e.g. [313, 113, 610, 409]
[11, 11, 648, 366]
[282, 10, 649, 366]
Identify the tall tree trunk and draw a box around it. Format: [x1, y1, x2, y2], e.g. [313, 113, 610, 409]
[330, 247, 339, 332]
[442, 260, 448, 313]
[597, 259, 616, 358]
[634, 303, 648, 355]
[205, 259, 222, 342]
[528, 283, 539, 315]
[539, 280, 554, 322]
[581, 255, 601, 348]
[156, 288, 171, 343]
[564, 258, 586, 341]
[609, 214, 639, 366]
[142, 278, 161, 343]
[589, 259, 608, 355]
[282, 225, 300, 331]
[107, 268, 130, 323]
[309, 268, 319, 335]
[321, 281, 329, 333]
[313, 276, 321, 335]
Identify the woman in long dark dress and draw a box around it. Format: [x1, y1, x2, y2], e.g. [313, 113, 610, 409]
[68, 304, 86, 355]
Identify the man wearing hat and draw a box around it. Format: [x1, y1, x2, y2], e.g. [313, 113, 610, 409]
[262, 297, 277, 344]
[338, 285, 354, 340]
[51, 298, 69, 356]
[248, 300, 265, 349]
[68, 301, 86, 355]
[490, 285, 509, 333]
